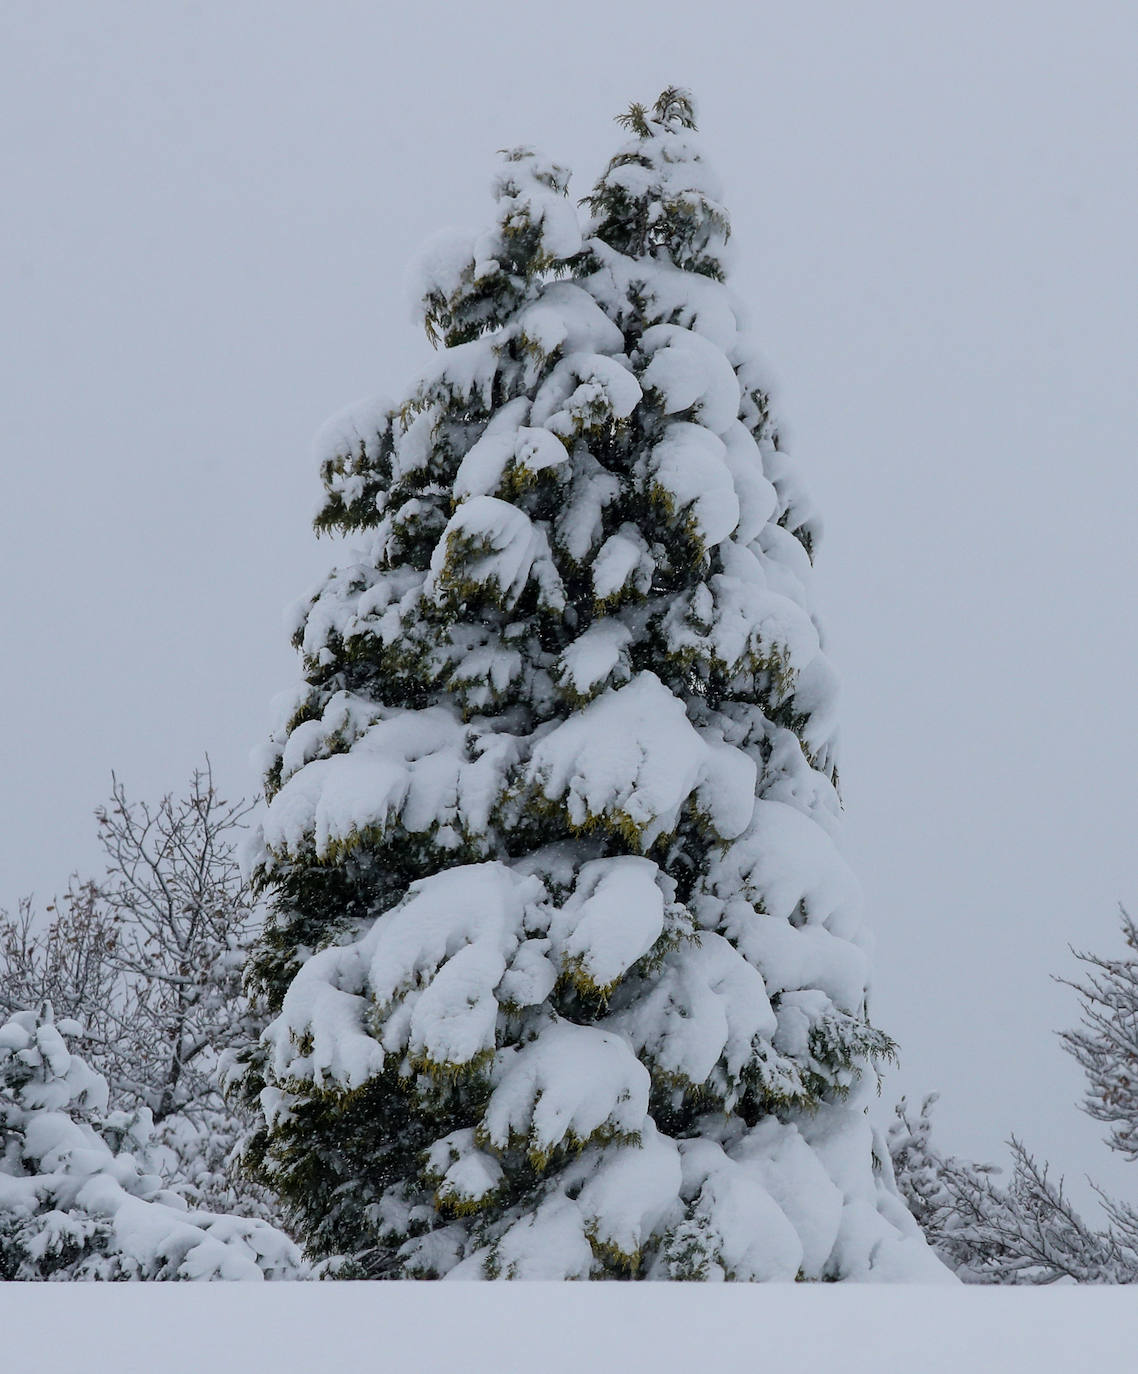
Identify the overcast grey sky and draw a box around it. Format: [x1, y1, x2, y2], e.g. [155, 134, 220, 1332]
[3, 1, 1136, 1206]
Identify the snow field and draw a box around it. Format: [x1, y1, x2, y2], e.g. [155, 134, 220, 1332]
[3, 1285, 1135, 1374]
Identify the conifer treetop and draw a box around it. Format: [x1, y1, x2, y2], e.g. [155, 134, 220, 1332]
[584, 86, 730, 281]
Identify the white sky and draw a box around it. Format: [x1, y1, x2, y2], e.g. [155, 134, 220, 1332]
[3, 1, 1136, 1209]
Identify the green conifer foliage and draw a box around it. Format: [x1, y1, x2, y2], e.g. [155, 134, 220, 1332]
[242, 93, 945, 1281]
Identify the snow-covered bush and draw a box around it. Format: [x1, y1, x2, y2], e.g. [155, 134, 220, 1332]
[1060, 905, 1138, 1162]
[891, 907, 1138, 1283]
[0, 1007, 300, 1280]
[889, 1094, 1138, 1283]
[0, 766, 272, 1219]
[242, 89, 947, 1281]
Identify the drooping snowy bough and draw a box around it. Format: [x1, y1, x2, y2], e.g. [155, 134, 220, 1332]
[242, 90, 948, 1281]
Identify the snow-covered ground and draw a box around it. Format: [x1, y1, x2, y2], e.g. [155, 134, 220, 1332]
[4, 1285, 1134, 1374]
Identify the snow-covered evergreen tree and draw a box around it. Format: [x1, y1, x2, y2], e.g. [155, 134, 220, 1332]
[0, 1007, 299, 1280]
[243, 89, 946, 1280]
